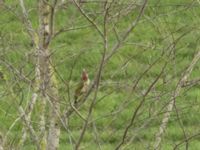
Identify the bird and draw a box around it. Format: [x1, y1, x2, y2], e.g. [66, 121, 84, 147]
[74, 69, 90, 104]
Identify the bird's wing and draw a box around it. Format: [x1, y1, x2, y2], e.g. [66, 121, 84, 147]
[74, 81, 84, 98]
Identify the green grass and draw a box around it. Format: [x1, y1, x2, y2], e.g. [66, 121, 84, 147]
[1, 0, 200, 149]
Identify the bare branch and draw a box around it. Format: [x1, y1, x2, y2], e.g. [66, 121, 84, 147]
[154, 49, 200, 149]
[181, 78, 200, 87]
[18, 106, 40, 150]
[174, 132, 200, 150]
[18, 93, 38, 148]
[19, 0, 37, 45]
[104, 0, 148, 64]
[71, 0, 104, 38]
[115, 62, 167, 150]
[53, 24, 93, 39]
[75, 2, 109, 149]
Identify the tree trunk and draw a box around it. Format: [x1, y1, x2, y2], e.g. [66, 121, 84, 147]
[37, 0, 60, 149]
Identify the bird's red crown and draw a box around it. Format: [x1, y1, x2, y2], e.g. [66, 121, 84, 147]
[82, 69, 88, 81]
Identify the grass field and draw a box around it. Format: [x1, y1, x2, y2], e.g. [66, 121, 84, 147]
[0, 0, 200, 149]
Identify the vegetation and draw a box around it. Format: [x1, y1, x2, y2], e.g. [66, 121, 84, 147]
[0, 0, 200, 149]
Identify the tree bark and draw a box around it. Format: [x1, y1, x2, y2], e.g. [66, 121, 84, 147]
[38, 1, 60, 150]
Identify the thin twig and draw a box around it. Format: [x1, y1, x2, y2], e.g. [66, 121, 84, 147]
[104, 0, 148, 64]
[174, 132, 200, 149]
[71, 0, 104, 38]
[154, 49, 200, 149]
[115, 62, 167, 150]
[74, 2, 109, 149]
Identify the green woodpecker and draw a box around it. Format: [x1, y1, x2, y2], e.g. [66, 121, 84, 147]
[74, 69, 90, 104]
